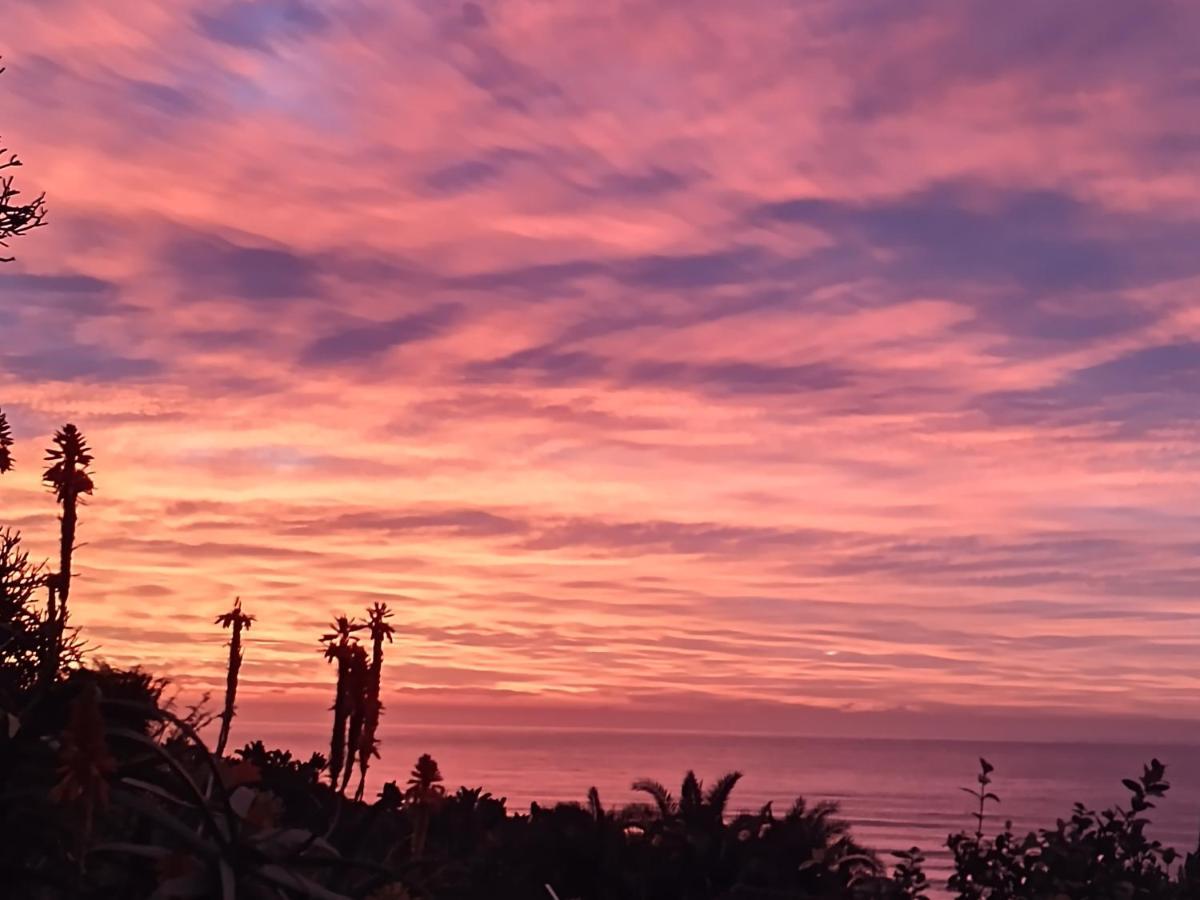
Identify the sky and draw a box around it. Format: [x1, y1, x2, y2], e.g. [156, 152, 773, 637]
[2, 0, 1200, 745]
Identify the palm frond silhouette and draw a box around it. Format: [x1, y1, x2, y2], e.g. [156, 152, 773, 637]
[631, 778, 676, 818]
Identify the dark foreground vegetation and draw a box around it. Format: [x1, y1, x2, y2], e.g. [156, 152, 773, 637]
[4, 60, 1200, 900]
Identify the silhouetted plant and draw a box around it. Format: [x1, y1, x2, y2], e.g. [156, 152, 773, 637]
[354, 601, 394, 801]
[889, 847, 930, 900]
[0, 59, 47, 262]
[405, 753, 445, 858]
[587, 785, 604, 823]
[48, 680, 114, 869]
[213, 597, 254, 758]
[0, 528, 44, 706]
[631, 776, 676, 818]
[961, 756, 998, 840]
[41, 423, 93, 685]
[945, 758, 1199, 900]
[235, 739, 327, 784]
[631, 768, 742, 823]
[339, 642, 368, 793]
[0, 408, 13, 474]
[320, 614, 362, 791]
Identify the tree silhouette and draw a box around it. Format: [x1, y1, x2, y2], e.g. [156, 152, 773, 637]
[0, 59, 47, 262]
[320, 615, 362, 790]
[632, 769, 743, 823]
[213, 597, 254, 757]
[0, 408, 13, 474]
[353, 601, 394, 800]
[0, 528, 44, 706]
[41, 424, 93, 684]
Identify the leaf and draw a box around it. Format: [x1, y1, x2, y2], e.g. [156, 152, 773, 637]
[120, 776, 191, 808]
[149, 871, 211, 900]
[218, 860, 235, 900]
[91, 841, 173, 860]
[256, 864, 353, 900]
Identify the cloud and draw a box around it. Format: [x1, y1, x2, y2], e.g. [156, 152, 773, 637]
[288, 508, 526, 538]
[591, 166, 690, 198]
[624, 359, 851, 395]
[1, 346, 161, 381]
[757, 182, 1200, 295]
[195, 0, 329, 50]
[980, 343, 1200, 434]
[423, 149, 529, 195]
[164, 234, 321, 302]
[445, 260, 605, 294]
[612, 248, 765, 291]
[1073, 343, 1200, 395]
[300, 304, 460, 365]
[466, 345, 608, 383]
[6, 0, 1200, 740]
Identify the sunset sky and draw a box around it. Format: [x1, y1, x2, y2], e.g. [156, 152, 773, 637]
[3, 1, 1200, 743]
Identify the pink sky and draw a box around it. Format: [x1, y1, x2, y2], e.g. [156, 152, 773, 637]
[3, 0, 1200, 742]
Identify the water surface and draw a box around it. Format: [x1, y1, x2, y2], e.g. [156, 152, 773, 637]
[271, 724, 1200, 888]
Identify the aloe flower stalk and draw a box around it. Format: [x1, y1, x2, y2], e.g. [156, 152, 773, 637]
[41, 424, 93, 683]
[214, 597, 255, 758]
[338, 643, 368, 793]
[405, 754, 445, 857]
[320, 615, 363, 790]
[354, 602, 394, 801]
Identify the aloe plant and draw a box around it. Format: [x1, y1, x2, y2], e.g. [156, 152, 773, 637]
[405, 754, 445, 858]
[41, 424, 94, 684]
[214, 598, 254, 758]
[353, 602, 394, 801]
[320, 616, 362, 791]
[338, 643, 368, 794]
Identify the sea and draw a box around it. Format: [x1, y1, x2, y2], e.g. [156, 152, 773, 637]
[270, 725, 1200, 890]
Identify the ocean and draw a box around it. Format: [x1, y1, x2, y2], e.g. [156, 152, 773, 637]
[270, 724, 1200, 889]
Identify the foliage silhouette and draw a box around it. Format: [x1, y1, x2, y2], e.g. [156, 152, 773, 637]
[944, 758, 1200, 900]
[0, 527, 44, 706]
[0, 58, 47, 262]
[0, 407, 13, 473]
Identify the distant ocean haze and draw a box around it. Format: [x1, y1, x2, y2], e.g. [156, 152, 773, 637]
[244, 725, 1200, 887]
